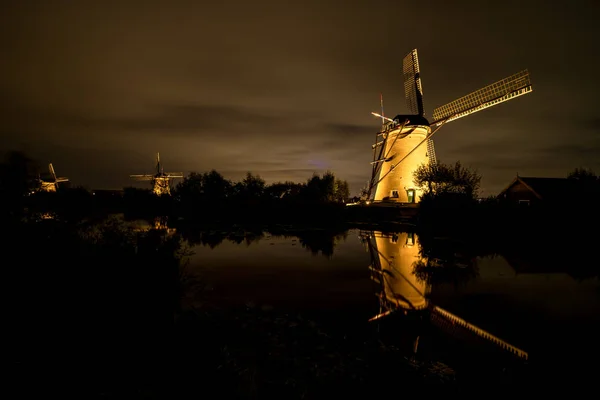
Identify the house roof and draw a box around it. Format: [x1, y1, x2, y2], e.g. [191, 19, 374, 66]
[498, 176, 576, 199]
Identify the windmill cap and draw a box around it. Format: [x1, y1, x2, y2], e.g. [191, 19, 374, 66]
[392, 114, 430, 126]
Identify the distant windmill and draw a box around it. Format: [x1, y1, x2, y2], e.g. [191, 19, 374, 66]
[367, 49, 533, 203]
[39, 163, 69, 192]
[130, 152, 183, 196]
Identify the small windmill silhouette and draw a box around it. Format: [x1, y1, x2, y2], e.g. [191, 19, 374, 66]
[39, 163, 69, 192]
[130, 152, 183, 196]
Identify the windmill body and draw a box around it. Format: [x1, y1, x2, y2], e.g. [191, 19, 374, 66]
[368, 231, 429, 311]
[367, 49, 532, 204]
[38, 163, 69, 192]
[374, 120, 431, 203]
[130, 153, 183, 196]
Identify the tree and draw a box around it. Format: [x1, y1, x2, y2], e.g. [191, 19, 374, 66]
[201, 170, 233, 202]
[175, 172, 204, 200]
[567, 167, 597, 181]
[413, 161, 481, 199]
[334, 178, 350, 203]
[0, 151, 40, 218]
[300, 172, 351, 203]
[175, 170, 232, 204]
[358, 183, 370, 201]
[234, 172, 266, 204]
[567, 167, 599, 202]
[0, 151, 39, 196]
[265, 181, 304, 201]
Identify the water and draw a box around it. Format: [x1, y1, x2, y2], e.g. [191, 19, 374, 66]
[178, 226, 600, 381]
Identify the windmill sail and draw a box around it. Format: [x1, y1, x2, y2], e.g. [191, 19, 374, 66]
[49, 163, 56, 181]
[403, 49, 425, 116]
[427, 138, 437, 165]
[39, 163, 68, 192]
[130, 152, 183, 195]
[431, 69, 532, 126]
[129, 174, 155, 180]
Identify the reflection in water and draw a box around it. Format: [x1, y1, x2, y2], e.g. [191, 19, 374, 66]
[413, 242, 479, 287]
[361, 230, 528, 361]
[128, 216, 177, 235]
[177, 223, 347, 257]
[362, 231, 430, 313]
[361, 231, 428, 358]
[297, 230, 348, 257]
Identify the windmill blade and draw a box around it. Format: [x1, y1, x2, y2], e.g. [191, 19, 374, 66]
[427, 139, 437, 165]
[55, 178, 69, 183]
[130, 174, 155, 181]
[49, 163, 57, 181]
[403, 49, 425, 116]
[165, 172, 184, 178]
[371, 112, 396, 124]
[156, 152, 162, 174]
[431, 69, 532, 126]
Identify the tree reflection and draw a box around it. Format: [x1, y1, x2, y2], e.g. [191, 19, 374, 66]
[225, 230, 265, 246]
[414, 234, 479, 286]
[178, 227, 227, 249]
[298, 231, 347, 258]
[266, 228, 348, 258]
[412, 258, 479, 286]
[176, 224, 347, 257]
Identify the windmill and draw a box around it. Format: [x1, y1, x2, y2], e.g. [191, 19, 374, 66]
[39, 163, 69, 192]
[366, 49, 533, 203]
[130, 152, 183, 196]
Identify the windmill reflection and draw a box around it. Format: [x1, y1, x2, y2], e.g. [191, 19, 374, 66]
[361, 230, 428, 358]
[365, 231, 429, 316]
[361, 230, 529, 361]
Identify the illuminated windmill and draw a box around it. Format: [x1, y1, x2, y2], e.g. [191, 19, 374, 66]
[130, 153, 183, 196]
[367, 49, 532, 203]
[39, 163, 69, 192]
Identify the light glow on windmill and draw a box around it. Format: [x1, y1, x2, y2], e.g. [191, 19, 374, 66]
[38, 163, 69, 192]
[364, 49, 532, 204]
[130, 152, 183, 196]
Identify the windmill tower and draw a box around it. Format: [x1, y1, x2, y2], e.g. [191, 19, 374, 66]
[130, 152, 184, 196]
[367, 49, 532, 203]
[39, 163, 69, 192]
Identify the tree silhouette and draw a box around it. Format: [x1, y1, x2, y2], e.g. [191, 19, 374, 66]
[567, 167, 597, 181]
[233, 172, 266, 204]
[414, 161, 481, 199]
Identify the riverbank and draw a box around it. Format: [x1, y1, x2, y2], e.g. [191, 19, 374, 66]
[174, 301, 459, 398]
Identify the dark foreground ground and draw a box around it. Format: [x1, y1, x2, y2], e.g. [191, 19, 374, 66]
[8, 297, 593, 398]
[174, 304, 461, 398]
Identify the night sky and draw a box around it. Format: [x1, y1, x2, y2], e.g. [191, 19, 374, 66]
[1, 0, 599, 196]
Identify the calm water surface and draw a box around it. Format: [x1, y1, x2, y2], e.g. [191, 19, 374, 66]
[183, 227, 600, 376]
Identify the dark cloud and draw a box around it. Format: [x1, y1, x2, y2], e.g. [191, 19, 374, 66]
[1, 0, 599, 195]
[577, 117, 600, 131]
[323, 123, 374, 136]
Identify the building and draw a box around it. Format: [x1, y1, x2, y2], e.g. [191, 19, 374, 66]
[497, 176, 576, 206]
